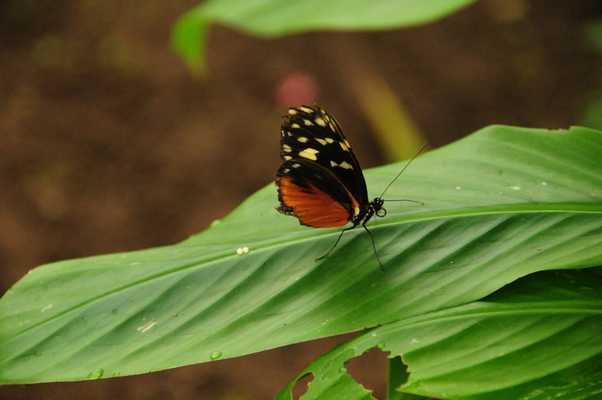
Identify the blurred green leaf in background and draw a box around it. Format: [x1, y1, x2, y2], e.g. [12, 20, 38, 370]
[582, 21, 602, 131]
[582, 95, 602, 131]
[172, 0, 477, 71]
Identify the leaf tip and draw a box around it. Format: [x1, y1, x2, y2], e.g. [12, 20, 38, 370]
[171, 9, 209, 75]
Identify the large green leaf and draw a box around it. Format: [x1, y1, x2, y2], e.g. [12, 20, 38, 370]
[277, 269, 602, 400]
[1, 125, 601, 384]
[172, 0, 477, 69]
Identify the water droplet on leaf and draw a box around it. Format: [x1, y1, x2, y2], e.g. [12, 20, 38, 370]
[235, 246, 250, 255]
[41, 304, 53, 313]
[136, 320, 158, 333]
[89, 368, 104, 379]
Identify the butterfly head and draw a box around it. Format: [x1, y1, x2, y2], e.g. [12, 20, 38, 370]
[371, 197, 386, 218]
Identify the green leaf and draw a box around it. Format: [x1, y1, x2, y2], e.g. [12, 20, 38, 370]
[582, 96, 602, 131]
[172, 10, 209, 72]
[277, 269, 602, 400]
[172, 0, 477, 70]
[1, 125, 602, 384]
[585, 21, 602, 54]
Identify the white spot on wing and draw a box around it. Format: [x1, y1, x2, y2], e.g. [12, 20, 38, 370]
[315, 117, 326, 127]
[329, 160, 353, 169]
[297, 136, 309, 143]
[299, 148, 319, 160]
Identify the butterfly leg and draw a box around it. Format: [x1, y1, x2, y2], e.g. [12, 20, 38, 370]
[316, 225, 356, 262]
[362, 223, 384, 272]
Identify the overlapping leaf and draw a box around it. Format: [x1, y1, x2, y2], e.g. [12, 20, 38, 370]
[1, 125, 601, 384]
[277, 269, 602, 400]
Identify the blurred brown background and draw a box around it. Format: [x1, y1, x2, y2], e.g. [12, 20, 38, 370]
[1, 0, 601, 399]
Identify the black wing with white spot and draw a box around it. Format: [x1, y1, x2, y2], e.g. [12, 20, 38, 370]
[279, 105, 368, 206]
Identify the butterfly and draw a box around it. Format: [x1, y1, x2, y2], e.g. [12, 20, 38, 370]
[275, 105, 422, 269]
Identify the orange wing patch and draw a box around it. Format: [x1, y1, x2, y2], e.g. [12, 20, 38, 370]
[277, 176, 351, 228]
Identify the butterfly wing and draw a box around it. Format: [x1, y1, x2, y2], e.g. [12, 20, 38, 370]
[276, 159, 360, 228]
[280, 105, 369, 206]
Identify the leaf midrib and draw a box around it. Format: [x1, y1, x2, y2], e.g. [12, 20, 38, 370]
[243, 201, 602, 257]
[3, 202, 602, 347]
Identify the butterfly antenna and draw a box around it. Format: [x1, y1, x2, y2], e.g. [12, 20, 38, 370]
[383, 199, 424, 205]
[378, 143, 428, 199]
